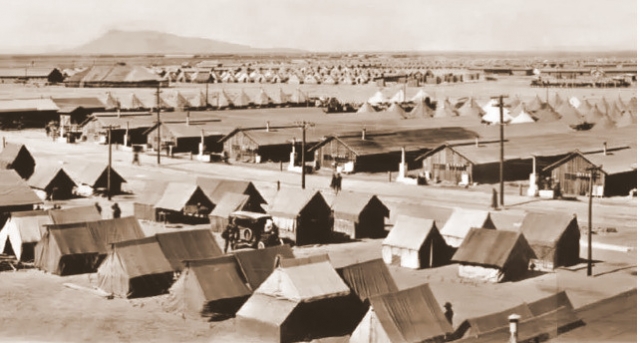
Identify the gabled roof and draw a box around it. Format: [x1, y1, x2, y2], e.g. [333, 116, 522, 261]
[111, 236, 173, 278]
[337, 259, 398, 302]
[0, 99, 59, 113]
[452, 229, 532, 268]
[187, 255, 252, 301]
[0, 170, 42, 207]
[393, 203, 453, 229]
[209, 193, 249, 217]
[356, 102, 376, 114]
[154, 183, 202, 212]
[256, 256, 350, 302]
[519, 212, 578, 245]
[65, 65, 162, 84]
[269, 188, 327, 217]
[48, 205, 102, 224]
[28, 165, 75, 190]
[462, 302, 534, 338]
[195, 177, 266, 205]
[49, 217, 145, 255]
[0, 143, 32, 167]
[383, 215, 438, 251]
[52, 97, 105, 113]
[543, 147, 637, 175]
[236, 293, 299, 326]
[67, 164, 125, 187]
[369, 283, 454, 343]
[331, 193, 389, 222]
[440, 208, 493, 246]
[233, 244, 295, 290]
[386, 103, 407, 119]
[155, 229, 223, 271]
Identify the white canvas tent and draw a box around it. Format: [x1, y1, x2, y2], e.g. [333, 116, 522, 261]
[389, 89, 406, 103]
[368, 91, 389, 105]
[411, 89, 430, 103]
[440, 208, 495, 248]
[481, 99, 513, 124]
[0, 210, 51, 261]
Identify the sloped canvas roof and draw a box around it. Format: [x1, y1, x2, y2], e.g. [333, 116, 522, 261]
[331, 193, 389, 222]
[48, 217, 145, 255]
[0, 143, 32, 168]
[0, 170, 42, 207]
[155, 229, 223, 271]
[52, 97, 105, 113]
[519, 212, 578, 245]
[410, 89, 430, 102]
[369, 283, 454, 343]
[234, 244, 295, 290]
[28, 165, 74, 190]
[67, 164, 125, 187]
[386, 103, 407, 119]
[48, 205, 101, 224]
[0, 99, 59, 113]
[269, 188, 326, 217]
[383, 215, 437, 251]
[356, 102, 376, 114]
[452, 229, 533, 268]
[408, 100, 433, 118]
[154, 183, 201, 212]
[462, 303, 534, 338]
[393, 203, 453, 228]
[188, 255, 252, 301]
[209, 193, 249, 218]
[368, 91, 389, 105]
[337, 259, 398, 302]
[256, 258, 350, 302]
[236, 293, 299, 326]
[111, 236, 173, 278]
[440, 208, 493, 246]
[196, 177, 265, 205]
[390, 89, 406, 103]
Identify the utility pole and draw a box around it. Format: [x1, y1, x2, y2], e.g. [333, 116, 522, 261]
[103, 125, 119, 201]
[294, 121, 315, 189]
[492, 95, 509, 207]
[205, 83, 209, 109]
[156, 84, 162, 165]
[586, 165, 601, 276]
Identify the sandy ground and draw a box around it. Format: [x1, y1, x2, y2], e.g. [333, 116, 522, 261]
[0, 122, 636, 342]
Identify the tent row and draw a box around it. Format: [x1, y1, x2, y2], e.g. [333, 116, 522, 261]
[382, 208, 581, 282]
[28, 163, 126, 200]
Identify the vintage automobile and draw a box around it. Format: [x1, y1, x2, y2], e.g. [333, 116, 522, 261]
[227, 211, 282, 250]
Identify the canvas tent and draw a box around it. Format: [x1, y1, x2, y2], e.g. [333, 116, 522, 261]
[408, 100, 433, 118]
[27, 165, 76, 200]
[382, 215, 451, 269]
[236, 255, 360, 343]
[34, 216, 145, 275]
[154, 183, 213, 223]
[155, 229, 223, 272]
[97, 236, 174, 298]
[389, 89, 406, 103]
[0, 210, 51, 261]
[195, 177, 266, 210]
[452, 228, 536, 283]
[481, 99, 513, 124]
[0, 143, 35, 179]
[368, 91, 388, 105]
[440, 208, 495, 248]
[349, 283, 454, 343]
[519, 212, 580, 271]
[411, 89, 430, 103]
[48, 205, 101, 224]
[356, 102, 377, 114]
[385, 103, 407, 119]
[337, 259, 398, 303]
[233, 244, 295, 290]
[67, 164, 126, 196]
[0, 170, 42, 213]
[269, 188, 332, 245]
[331, 193, 389, 239]
[208, 193, 251, 232]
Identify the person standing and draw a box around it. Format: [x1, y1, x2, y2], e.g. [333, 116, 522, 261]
[444, 302, 454, 325]
[222, 218, 238, 253]
[335, 172, 342, 193]
[330, 172, 337, 193]
[111, 203, 121, 219]
[94, 202, 102, 215]
[132, 150, 140, 165]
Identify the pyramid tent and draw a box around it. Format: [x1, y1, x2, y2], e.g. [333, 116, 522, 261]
[526, 95, 544, 112]
[356, 102, 377, 114]
[556, 102, 585, 127]
[532, 104, 562, 122]
[584, 105, 606, 123]
[104, 92, 120, 110]
[389, 89, 406, 103]
[627, 97, 637, 117]
[510, 109, 536, 124]
[481, 99, 512, 124]
[457, 98, 484, 118]
[508, 96, 522, 109]
[290, 89, 308, 104]
[386, 103, 407, 119]
[217, 90, 233, 108]
[409, 100, 433, 118]
[615, 110, 635, 128]
[234, 90, 252, 107]
[368, 90, 388, 105]
[410, 89, 430, 103]
[176, 92, 191, 110]
[434, 99, 459, 118]
[553, 93, 565, 108]
[271, 88, 290, 105]
[570, 96, 584, 109]
[253, 89, 272, 107]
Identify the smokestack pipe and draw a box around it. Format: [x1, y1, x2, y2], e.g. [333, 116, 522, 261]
[475, 137, 479, 147]
[509, 314, 521, 343]
[266, 121, 270, 132]
[603, 141, 607, 156]
[362, 128, 367, 140]
[186, 111, 190, 126]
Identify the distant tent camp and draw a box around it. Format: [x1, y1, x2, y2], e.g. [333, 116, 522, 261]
[350, 283, 454, 343]
[367, 91, 388, 105]
[215, 90, 233, 108]
[235, 90, 252, 108]
[34, 217, 145, 276]
[331, 193, 389, 239]
[592, 113, 617, 130]
[254, 89, 273, 107]
[0, 210, 51, 261]
[386, 103, 407, 119]
[236, 255, 359, 343]
[269, 188, 332, 245]
[440, 208, 495, 248]
[382, 215, 451, 269]
[452, 228, 536, 283]
[0, 143, 36, 179]
[0, 170, 43, 213]
[27, 165, 76, 201]
[67, 164, 126, 196]
[434, 100, 459, 118]
[527, 95, 544, 113]
[519, 212, 580, 271]
[97, 236, 174, 298]
[410, 89, 430, 103]
[289, 88, 308, 105]
[532, 104, 562, 122]
[389, 89, 406, 103]
[356, 102, 377, 114]
[510, 105, 536, 124]
[155, 229, 223, 272]
[555, 102, 586, 128]
[455, 98, 484, 118]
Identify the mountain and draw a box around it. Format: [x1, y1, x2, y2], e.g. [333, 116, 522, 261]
[66, 30, 304, 55]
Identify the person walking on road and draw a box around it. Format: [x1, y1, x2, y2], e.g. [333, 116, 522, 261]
[111, 203, 121, 219]
[132, 150, 140, 165]
[335, 172, 342, 194]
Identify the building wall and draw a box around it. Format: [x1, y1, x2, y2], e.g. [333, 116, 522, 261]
[549, 155, 605, 197]
[604, 171, 637, 197]
[422, 148, 472, 184]
[318, 139, 358, 169]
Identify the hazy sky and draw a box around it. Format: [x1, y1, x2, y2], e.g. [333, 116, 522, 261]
[1, 0, 637, 52]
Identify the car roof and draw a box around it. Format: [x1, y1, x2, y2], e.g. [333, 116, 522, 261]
[230, 211, 272, 220]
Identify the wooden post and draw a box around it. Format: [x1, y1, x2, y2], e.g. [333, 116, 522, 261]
[156, 84, 161, 165]
[107, 126, 112, 201]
